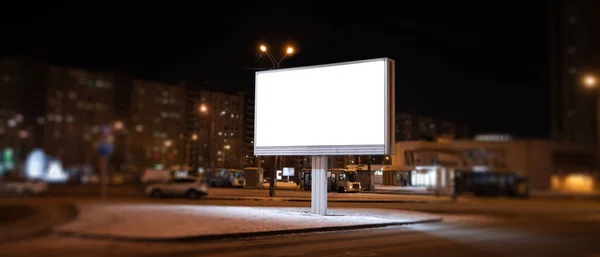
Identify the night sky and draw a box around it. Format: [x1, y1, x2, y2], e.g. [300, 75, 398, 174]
[0, 2, 549, 138]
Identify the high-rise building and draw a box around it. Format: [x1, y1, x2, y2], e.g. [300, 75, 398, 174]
[130, 80, 186, 169]
[195, 91, 244, 169]
[185, 83, 202, 169]
[549, 0, 600, 144]
[43, 67, 116, 166]
[242, 90, 255, 166]
[0, 58, 48, 151]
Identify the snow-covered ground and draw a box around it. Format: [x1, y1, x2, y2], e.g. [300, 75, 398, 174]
[55, 204, 440, 239]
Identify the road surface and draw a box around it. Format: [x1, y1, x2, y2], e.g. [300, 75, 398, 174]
[2, 190, 600, 256]
[1, 206, 599, 257]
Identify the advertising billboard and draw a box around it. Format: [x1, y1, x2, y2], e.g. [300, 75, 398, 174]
[282, 167, 295, 176]
[254, 58, 395, 156]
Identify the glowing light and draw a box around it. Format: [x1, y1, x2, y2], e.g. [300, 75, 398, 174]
[584, 75, 597, 88]
[192, 134, 198, 140]
[136, 124, 144, 132]
[7, 119, 16, 127]
[45, 160, 68, 182]
[25, 149, 46, 179]
[286, 47, 294, 54]
[114, 121, 124, 130]
[14, 114, 23, 122]
[18, 130, 28, 138]
[199, 104, 208, 113]
[260, 45, 267, 52]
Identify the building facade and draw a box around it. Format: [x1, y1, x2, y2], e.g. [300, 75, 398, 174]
[130, 80, 186, 169]
[549, 0, 600, 144]
[242, 90, 255, 166]
[195, 91, 244, 169]
[43, 67, 117, 167]
[394, 111, 470, 142]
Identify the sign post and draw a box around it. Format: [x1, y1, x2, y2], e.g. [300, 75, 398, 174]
[98, 126, 114, 202]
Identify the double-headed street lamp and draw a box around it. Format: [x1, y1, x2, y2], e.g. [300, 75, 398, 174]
[259, 44, 294, 69]
[257, 44, 295, 197]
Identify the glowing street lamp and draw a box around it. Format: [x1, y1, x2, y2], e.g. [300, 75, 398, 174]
[584, 75, 597, 88]
[199, 104, 208, 113]
[258, 44, 295, 69]
[113, 121, 124, 130]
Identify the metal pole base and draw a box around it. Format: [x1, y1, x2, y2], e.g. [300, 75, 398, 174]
[311, 156, 328, 215]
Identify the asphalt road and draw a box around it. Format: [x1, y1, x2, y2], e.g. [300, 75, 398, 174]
[0, 205, 34, 225]
[2, 190, 600, 256]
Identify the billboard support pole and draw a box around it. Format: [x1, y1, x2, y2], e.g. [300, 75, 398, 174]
[311, 156, 328, 215]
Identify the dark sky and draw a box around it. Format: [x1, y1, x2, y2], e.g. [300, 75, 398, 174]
[0, 2, 549, 138]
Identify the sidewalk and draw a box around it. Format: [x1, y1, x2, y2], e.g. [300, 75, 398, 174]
[54, 203, 441, 241]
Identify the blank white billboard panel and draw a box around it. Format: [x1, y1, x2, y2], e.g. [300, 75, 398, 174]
[254, 58, 395, 156]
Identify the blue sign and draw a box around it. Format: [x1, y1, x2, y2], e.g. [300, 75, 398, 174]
[98, 142, 114, 157]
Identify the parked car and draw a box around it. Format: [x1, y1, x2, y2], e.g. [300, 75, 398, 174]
[0, 179, 47, 195]
[145, 177, 207, 199]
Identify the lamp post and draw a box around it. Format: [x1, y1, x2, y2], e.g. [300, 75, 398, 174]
[258, 44, 295, 197]
[582, 74, 600, 171]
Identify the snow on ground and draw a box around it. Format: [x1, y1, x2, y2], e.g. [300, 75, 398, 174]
[55, 204, 440, 239]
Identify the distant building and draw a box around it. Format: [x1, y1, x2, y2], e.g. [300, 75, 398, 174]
[242, 90, 255, 166]
[394, 111, 470, 142]
[43, 67, 117, 167]
[548, 0, 600, 144]
[0, 58, 48, 154]
[130, 80, 186, 169]
[184, 83, 202, 169]
[195, 91, 244, 169]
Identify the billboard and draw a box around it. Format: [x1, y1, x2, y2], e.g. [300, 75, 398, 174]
[254, 58, 395, 156]
[282, 167, 295, 176]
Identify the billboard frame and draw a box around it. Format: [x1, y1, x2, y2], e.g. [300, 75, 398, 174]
[254, 57, 395, 156]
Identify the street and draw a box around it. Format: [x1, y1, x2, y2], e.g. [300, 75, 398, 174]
[1, 186, 600, 256]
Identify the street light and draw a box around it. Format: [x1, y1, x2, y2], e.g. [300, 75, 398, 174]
[584, 75, 597, 88]
[199, 104, 208, 113]
[582, 73, 600, 171]
[257, 43, 296, 197]
[113, 121, 124, 130]
[258, 44, 295, 69]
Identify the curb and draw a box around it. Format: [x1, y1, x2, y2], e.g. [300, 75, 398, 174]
[54, 217, 443, 242]
[201, 197, 451, 204]
[0, 203, 78, 243]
